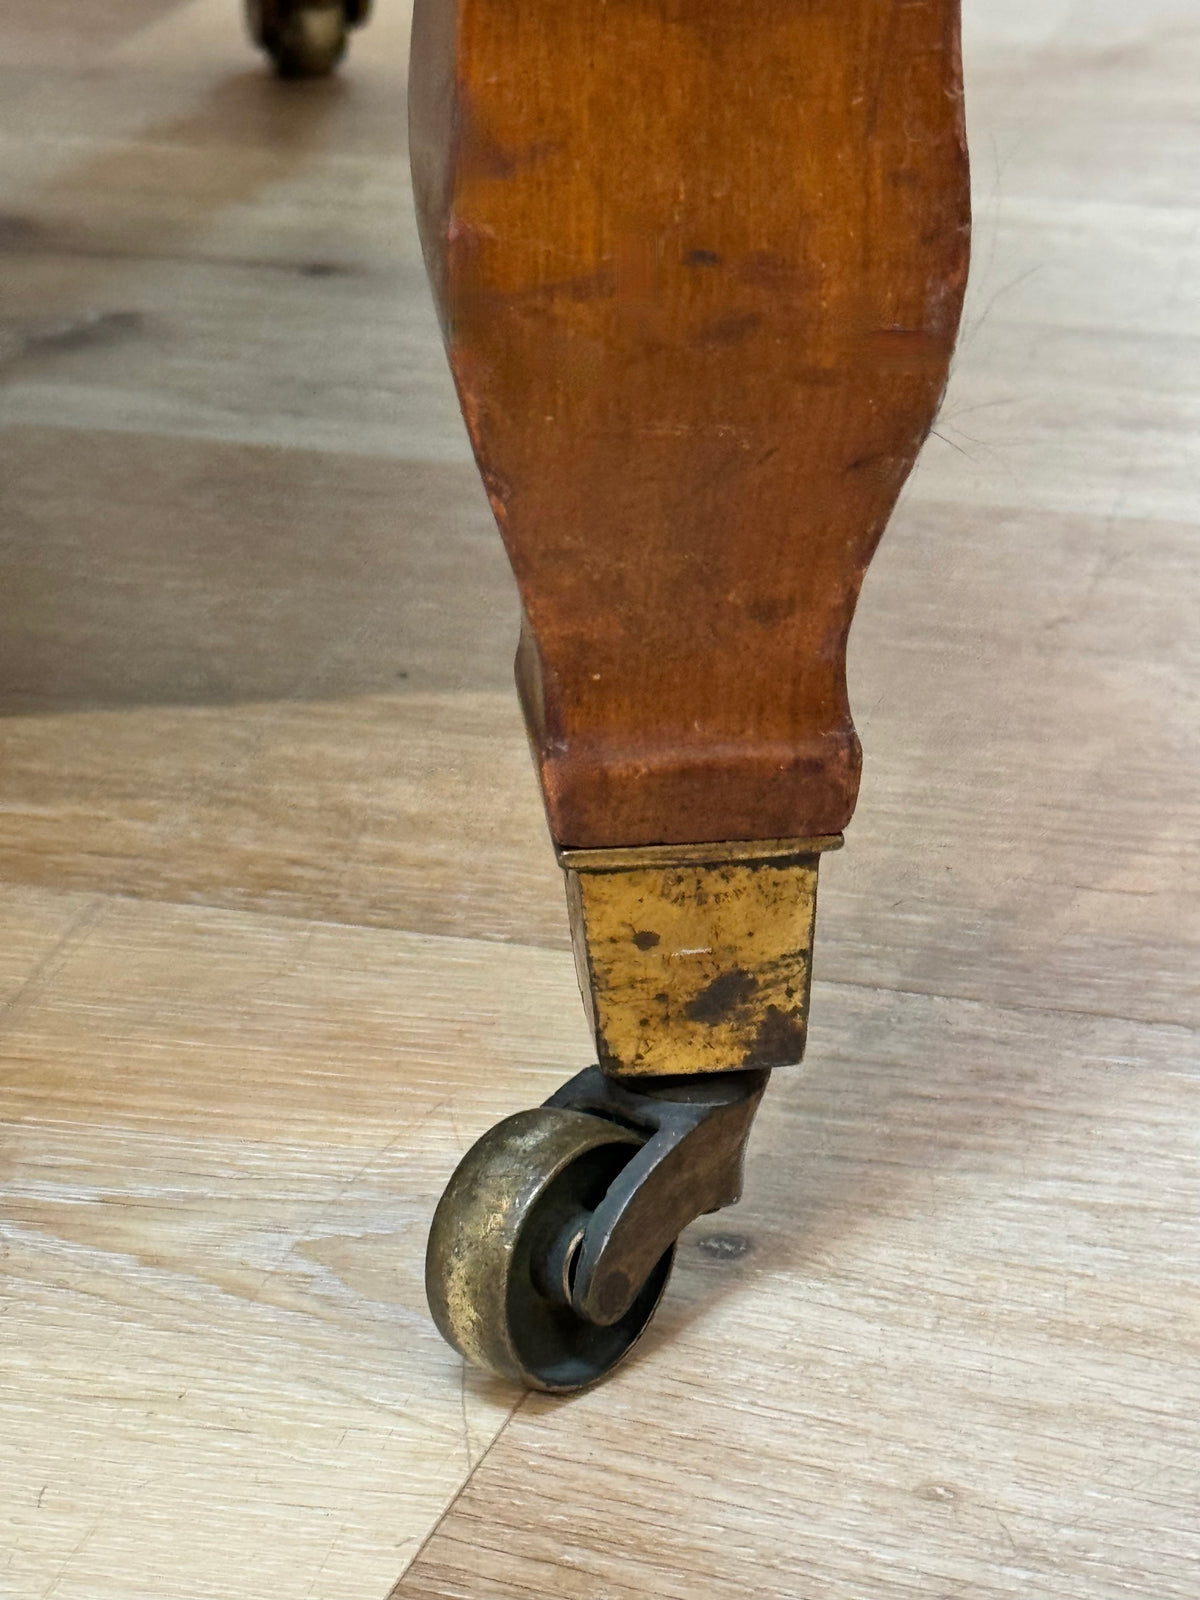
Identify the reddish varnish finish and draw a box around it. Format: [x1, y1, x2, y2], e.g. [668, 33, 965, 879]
[410, 1, 970, 849]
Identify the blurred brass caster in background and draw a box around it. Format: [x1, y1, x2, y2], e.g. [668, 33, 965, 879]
[245, 0, 372, 77]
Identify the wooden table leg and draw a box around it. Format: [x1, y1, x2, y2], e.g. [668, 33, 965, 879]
[413, 0, 970, 1390]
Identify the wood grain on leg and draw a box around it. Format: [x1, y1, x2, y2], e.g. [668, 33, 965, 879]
[410, 0, 970, 847]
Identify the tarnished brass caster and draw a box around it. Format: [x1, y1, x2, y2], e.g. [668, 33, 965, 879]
[426, 1065, 767, 1392]
[427, 839, 838, 1391]
[245, 0, 371, 78]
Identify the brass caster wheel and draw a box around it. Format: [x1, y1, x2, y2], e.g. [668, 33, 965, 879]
[426, 1107, 675, 1393]
[426, 1066, 769, 1393]
[246, 0, 367, 78]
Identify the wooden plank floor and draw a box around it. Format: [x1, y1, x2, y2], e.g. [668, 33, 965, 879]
[2, 3, 1197, 1598]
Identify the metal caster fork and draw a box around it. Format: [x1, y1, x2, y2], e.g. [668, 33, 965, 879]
[426, 1065, 768, 1392]
[246, 0, 372, 78]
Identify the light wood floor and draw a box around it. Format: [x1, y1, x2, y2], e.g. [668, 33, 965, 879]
[2, 4, 1197, 1597]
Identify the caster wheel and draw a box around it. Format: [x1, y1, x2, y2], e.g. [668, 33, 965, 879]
[426, 1107, 675, 1393]
[247, 0, 348, 78]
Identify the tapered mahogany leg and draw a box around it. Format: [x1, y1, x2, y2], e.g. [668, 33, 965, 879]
[415, 0, 970, 1389]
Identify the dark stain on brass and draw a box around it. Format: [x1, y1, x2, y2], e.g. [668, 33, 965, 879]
[750, 1004, 809, 1068]
[684, 968, 758, 1024]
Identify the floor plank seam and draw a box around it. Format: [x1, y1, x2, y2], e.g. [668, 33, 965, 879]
[814, 973, 1200, 1038]
[0, 875, 1192, 1041]
[383, 1393, 528, 1600]
[0, 893, 107, 1027]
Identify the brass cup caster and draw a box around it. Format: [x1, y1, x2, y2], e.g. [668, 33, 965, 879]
[425, 1065, 768, 1393]
[246, 0, 372, 78]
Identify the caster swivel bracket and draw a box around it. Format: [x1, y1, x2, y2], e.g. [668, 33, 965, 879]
[545, 1065, 768, 1327]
